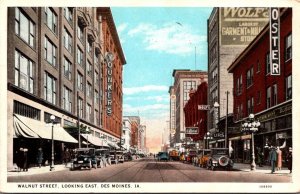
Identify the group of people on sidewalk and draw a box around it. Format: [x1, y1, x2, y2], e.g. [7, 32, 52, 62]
[257, 146, 292, 174]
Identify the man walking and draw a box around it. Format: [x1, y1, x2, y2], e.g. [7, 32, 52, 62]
[269, 146, 277, 173]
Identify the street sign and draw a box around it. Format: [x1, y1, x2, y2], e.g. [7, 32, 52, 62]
[213, 132, 225, 139]
[198, 105, 210, 110]
[185, 127, 199, 135]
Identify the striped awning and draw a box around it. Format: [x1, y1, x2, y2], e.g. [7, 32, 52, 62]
[13, 114, 78, 143]
[81, 134, 108, 147]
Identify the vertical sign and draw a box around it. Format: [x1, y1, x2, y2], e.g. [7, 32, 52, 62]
[105, 52, 114, 116]
[270, 8, 280, 75]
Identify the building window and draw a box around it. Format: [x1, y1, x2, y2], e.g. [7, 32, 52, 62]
[64, 58, 72, 80]
[44, 72, 56, 105]
[77, 71, 83, 91]
[15, 8, 35, 48]
[87, 39, 92, 56]
[64, 7, 73, 24]
[272, 84, 277, 106]
[286, 75, 292, 100]
[285, 33, 292, 61]
[14, 50, 34, 93]
[236, 74, 243, 95]
[266, 52, 270, 74]
[44, 37, 57, 66]
[183, 81, 196, 102]
[78, 97, 83, 118]
[95, 109, 100, 125]
[87, 60, 92, 76]
[247, 97, 254, 115]
[257, 60, 261, 73]
[257, 91, 261, 105]
[95, 90, 99, 104]
[77, 25, 84, 42]
[266, 86, 271, 108]
[95, 71, 99, 86]
[14, 100, 40, 120]
[86, 103, 92, 122]
[77, 46, 83, 66]
[63, 86, 72, 112]
[64, 28, 72, 53]
[44, 7, 57, 34]
[246, 66, 253, 88]
[87, 82, 92, 97]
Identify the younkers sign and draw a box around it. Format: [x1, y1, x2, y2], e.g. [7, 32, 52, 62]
[220, 8, 269, 45]
[105, 52, 114, 116]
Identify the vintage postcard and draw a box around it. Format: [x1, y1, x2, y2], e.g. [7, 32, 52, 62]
[0, 0, 299, 193]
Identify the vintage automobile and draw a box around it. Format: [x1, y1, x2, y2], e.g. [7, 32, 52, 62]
[185, 150, 197, 163]
[157, 152, 169, 161]
[116, 150, 125, 163]
[124, 152, 133, 161]
[71, 148, 97, 170]
[95, 148, 111, 168]
[169, 150, 180, 161]
[206, 148, 234, 171]
[109, 150, 119, 164]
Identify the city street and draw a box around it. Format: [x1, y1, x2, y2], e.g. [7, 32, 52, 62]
[8, 157, 291, 183]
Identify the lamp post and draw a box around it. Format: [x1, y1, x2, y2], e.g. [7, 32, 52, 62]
[241, 113, 260, 171]
[86, 128, 90, 148]
[50, 115, 55, 171]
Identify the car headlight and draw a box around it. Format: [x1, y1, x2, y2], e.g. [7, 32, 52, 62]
[74, 158, 77, 161]
[212, 161, 218, 164]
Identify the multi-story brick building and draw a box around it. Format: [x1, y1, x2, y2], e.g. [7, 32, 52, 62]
[228, 8, 292, 163]
[184, 81, 208, 147]
[7, 7, 125, 170]
[207, 8, 269, 140]
[171, 69, 207, 149]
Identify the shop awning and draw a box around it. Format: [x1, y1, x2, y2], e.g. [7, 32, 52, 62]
[81, 134, 108, 147]
[13, 114, 78, 143]
[108, 142, 120, 149]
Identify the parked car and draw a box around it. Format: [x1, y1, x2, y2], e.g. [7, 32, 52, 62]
[124, 152, 133, 161]
[206, 148, 234, 171]
[109, 150, 119, 164]
[185, 150, 197, 163]
[116, 150, 125, 163]
[169, 150, 180, 161]
[95, 148, 110, 168]
[71, 148, 97, 170]
[157, 152, 169, 161]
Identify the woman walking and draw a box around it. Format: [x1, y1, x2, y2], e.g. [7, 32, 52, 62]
[286, 147, 292, 173]
[36, 147, 43, 168]
[276, 147, 282, 171]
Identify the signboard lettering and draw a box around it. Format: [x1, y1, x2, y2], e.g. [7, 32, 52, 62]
[270, 8, 280, 75]
[213, 132, 225, 139]
[105, 52, 114, 116]
[185, 127, 199, 135]
[198, 105, 210, 110]
[220, 8, 269, 45]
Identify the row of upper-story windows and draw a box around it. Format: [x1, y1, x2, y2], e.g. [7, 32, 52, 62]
[15, 8, 35, 48]
[235, 75, 292, 120]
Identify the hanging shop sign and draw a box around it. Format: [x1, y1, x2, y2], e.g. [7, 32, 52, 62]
[270, 8, 280, 75]
[185, 127, 199, 135]
[213, 132, 225, 139]
[198, 105, 210, 110]
[105, 52, 114, 116]
[256, 102, 291, 122]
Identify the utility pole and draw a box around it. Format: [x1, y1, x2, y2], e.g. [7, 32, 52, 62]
[225, 91, 229, 148]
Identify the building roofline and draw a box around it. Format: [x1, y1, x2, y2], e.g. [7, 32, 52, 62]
[228, 8, 289, 73]
[97, 7, 126, 65]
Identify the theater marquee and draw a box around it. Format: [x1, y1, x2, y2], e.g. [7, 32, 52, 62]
[220, 7, 269, 45]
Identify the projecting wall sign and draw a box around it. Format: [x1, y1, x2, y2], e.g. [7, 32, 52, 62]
[105, 52, 114, 116]
[270, 8, 280, 75]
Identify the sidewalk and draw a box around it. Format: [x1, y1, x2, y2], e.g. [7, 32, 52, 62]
[7, 164, 69, 177]
[233, 163, 292, 176]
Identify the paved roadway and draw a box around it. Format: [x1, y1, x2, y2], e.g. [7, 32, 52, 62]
[8, 158, 291, 182]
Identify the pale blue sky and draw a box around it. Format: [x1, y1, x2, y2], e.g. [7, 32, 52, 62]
[112, 7, 212, 122]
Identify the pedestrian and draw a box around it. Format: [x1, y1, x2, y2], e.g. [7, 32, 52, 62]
[63, 148, 71, 166]
[22, 148, 29, 171]
[257, 147, 264, 167]
[16, 147, 24, 172]
[276, 146, 282, 171]
[269, 146, 277, 174]
[36, 147, 43, 168]
[286, 147, 292, 173]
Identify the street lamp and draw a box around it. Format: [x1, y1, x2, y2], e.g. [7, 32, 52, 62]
[205, 132, 213, 149]
[86, 128, 90, 148]
[50, 115, 55, 171]
[241, 113, 260, 171]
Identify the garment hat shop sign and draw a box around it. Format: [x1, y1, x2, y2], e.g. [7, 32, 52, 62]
[105, 52, 114, 116]
[270, 8, 280, 75]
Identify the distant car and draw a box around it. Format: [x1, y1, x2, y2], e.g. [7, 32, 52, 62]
[124, 152, 133, 161]
[157, 152, 169, 161]
[169, 150, 180, 161]
[206, 148, 234, 171]
[185, 150, 197, 163]
[109, 151, 119, 164]
[116, 150, 125, 163]
[71, 148, 97, 170]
